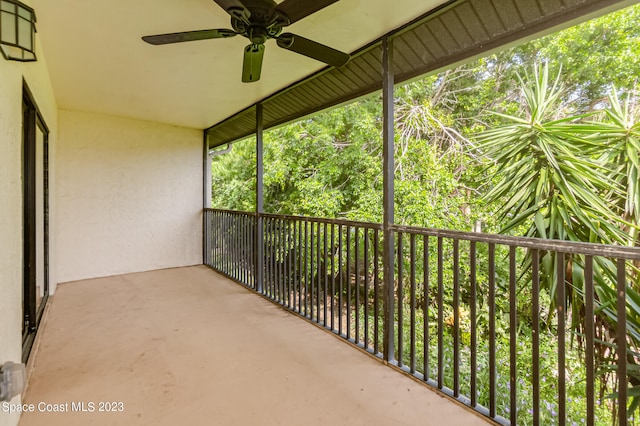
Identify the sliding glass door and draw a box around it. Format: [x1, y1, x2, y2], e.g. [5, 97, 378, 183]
[22, 84, 49, 362]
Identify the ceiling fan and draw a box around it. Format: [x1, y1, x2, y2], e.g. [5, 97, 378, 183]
[142, 0, 351, 83]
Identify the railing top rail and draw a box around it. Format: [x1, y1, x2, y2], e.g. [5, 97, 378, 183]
[206, 208, 383, 230]
[205, 208, 258, 216]
[392, 224, 640, 260]
[205, 208, 640, 260]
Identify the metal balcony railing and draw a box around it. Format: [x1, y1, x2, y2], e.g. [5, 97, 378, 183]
[204, 208, 640, 425]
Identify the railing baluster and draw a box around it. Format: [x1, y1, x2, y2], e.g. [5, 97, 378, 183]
[248, 214, 252, 287]
[437, 236, 444, 389]
[281, 218, 286, 305]
[470, 241, 477, 407]
[237, 214, 241, 280]
[228, 211, 232, 275]
[346, 226, 352, 340]
[324, 222, 329, 327]
[226, 212, 230, 276]
[617, 258, 628, 426]
[245, 214, 249, 284]
[509, 245, 517, 424]
[276, 218, 281, 302]
[423, 235, 429, 382]
[339, 224, 344, 336]
[268, 218, 273, 299]
[244, 214, 248, 284]
[289, 219, 293, 307]
[204, 210, 208, 266]
[275, 219, 284, 304]
[355, 227, 360, 344]
[220, 211, 223, 270]
[317, 221, 322, 323]
[240, 214, 249, 287]
[331, 224, 336, 332]
[232, 213, 237, 280]
[222, 212, 227, 274]
[216, 211, 220, 269]
[223, 212, 227, 272]
[287, 219, 292, 308]
[280, 219, 284, 304]
[249, 214, 254, 288]
[226, 211, 230, 276]
[410, 233, 416, 374]
[240, 214, 244, 282]
[310, 222, 315, 319]
[532, 249, 540, 426]
[292, 219, 298, 310]
[271, 218, 277, 299]
[252, 214, 257, 288]
[243, 214, 248, 286]
[262, 217, 267, 294]
[374, 229, 380, 354]
[265, 218, 270, 297]
[211, 210, 215, 266]
[238, 214, 242, 283]
[298, 220, 303, 312]
[364, 229, 370, 351]
[304, 220, 309, 317]
[557, 251, 566, 426]
[274, 218, 279, 300]
[397, 232, 404, 367]
[224, 212, 229, 275]
[585, 255, 594, 426]
[453, 239, 460, 397]
[489, 242, 496, 418]
[273, 218, 278, 299]
[282, 219, 286, 304]
[234, 213, 238, 279]
[209, 211, 213, 267]
[241, 214, 245, 282]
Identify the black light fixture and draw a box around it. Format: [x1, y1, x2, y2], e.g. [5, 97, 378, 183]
[0, 0, 36, 61]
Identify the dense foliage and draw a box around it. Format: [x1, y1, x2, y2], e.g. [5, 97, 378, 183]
[211, 4, 640, 423]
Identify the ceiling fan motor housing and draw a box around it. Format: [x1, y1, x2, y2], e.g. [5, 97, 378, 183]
[230, 0, 284, 44]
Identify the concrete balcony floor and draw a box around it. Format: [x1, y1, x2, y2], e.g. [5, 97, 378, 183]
[19, 266, 488, 426]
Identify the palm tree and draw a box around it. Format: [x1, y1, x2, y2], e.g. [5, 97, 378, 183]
[477, 63, 626, 318]
[476, 63, 640, 417]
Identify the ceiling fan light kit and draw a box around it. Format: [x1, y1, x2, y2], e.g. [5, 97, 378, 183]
[142, 0, 350, 83]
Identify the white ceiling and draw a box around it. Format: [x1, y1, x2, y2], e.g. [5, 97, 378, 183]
[31, 0, 447, 130]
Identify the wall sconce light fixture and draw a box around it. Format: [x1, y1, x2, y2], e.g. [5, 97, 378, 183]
[0, 0, 36, 61]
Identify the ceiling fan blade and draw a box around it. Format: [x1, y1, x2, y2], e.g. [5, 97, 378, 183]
[142, 29, 236, 45]
[212, 0, 247, 12]
[273, 0, 339, 25]
[212, 0, 250, 22]
[242, 44, 265, 83]
[277, 33, 349, 67]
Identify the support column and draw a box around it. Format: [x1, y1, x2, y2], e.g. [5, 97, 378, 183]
[382, 36, 396, 363]
[203, 135, 212, 209]
[256, 104, 265, 293]
[202, 132, 211, 265]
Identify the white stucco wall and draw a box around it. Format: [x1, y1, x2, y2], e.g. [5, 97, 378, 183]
[56, 110, 203, 283]
[0, 9, 58, 425]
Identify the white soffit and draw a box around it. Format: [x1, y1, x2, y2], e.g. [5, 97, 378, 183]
[31, 0, 448, 130]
